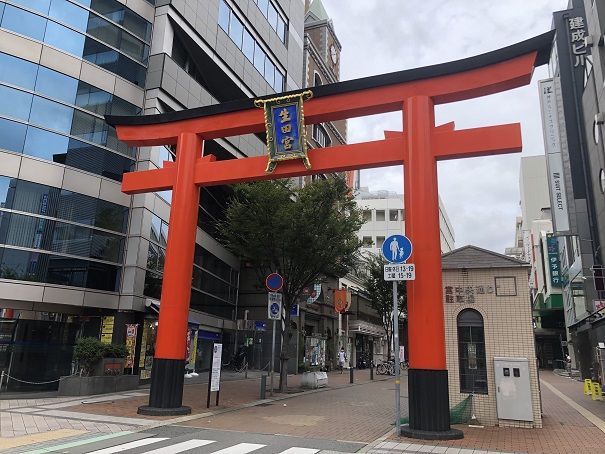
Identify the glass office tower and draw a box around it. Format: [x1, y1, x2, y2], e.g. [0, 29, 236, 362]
[0, 0, 303, 390]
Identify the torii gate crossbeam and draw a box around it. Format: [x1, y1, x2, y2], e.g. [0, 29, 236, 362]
[107, 31, 553, 440]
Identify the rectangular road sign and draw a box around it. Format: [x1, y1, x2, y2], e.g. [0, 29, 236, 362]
[384, 263, 415, 281]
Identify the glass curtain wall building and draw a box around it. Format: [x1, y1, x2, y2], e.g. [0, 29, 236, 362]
[0, 0, 304, 391]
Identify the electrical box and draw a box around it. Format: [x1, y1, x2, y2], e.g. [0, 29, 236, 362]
[494, 357, 533, 422]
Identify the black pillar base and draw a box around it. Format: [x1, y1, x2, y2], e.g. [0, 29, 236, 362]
[404, 368, 463, 440]
[137, 358, 191, 416]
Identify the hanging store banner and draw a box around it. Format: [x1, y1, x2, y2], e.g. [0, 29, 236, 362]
[125, 324, 137, 368]
[255, 90, 313, 173]
[334, 289, 347, 313]
[546, 233, 562, 287]
[100, 316, 114, 344]
[539, 79, 571, 234]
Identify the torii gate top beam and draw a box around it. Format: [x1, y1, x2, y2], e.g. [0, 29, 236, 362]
[106, 31, 553, 146]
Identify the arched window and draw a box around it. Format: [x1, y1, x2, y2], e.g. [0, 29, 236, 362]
[314, 72, 322, 86]
[457, 309, 488, 394]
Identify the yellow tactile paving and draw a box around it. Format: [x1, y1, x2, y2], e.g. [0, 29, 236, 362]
[0, 428, 86, 449]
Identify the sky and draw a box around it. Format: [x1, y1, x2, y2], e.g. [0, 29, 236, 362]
[320, 0, 570, 254]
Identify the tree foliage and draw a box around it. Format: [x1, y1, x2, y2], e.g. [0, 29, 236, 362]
[218, 177, 363, 390]
[360, 253, 407, 360]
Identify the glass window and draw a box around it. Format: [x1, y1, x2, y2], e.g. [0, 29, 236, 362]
[457, 309, 488, 394]
[0, 85, 33, 121]
[29, 96, 74, 134]
[0, 118, 27, 154]
[253, 43, 265, 74]
[267, 4, 278, 29]
[10, 0, 51, 15]
[376, 236, 385, 249]
[49, 0, 89, 29]
[264, 59, 275, 87]
[242, 29, 254, 62]
[75, 82, 111, 115]
[144, 270, 162, 299]
[0, 52, 39, 90]
[362, 210, 371, 222]
[257, 0, 269, 17]
[150, 214, 162, 243]
[218, 0, 229, 32]
[23, 126, 70, 161]
[495, 276, 517, 296]
[376, 210, 385, 221]
[276, 15, 285, 43]
[44, 20, 86, 56]
[0, 176, 11, 208]
[362, 236, 373, 248]
[89, 0, 152, 42]
[229, 14, 243, 48]
[35, 67, 78, 104]
[389, 209, 399, 221]
[2, 5, 48, 41]
[274, 70, 284, 92]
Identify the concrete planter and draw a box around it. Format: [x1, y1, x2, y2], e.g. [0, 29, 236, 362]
[58, 374, 139, 396]
[92, 358, 125, 376]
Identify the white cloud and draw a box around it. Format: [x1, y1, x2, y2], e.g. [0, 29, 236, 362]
[322, 0, 569, 253]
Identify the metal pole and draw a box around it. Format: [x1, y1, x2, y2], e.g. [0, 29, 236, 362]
[393, 280, 401, 438]
[270, 319, 276, 397]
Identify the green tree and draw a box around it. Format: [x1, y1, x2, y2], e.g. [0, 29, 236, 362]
[360, 253, 407, 361]
[219, 177, 363, 391]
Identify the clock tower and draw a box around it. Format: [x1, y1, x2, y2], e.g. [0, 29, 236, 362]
[302, 0, 355, 188]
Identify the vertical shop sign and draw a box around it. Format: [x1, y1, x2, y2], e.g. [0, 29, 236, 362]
[546, 233, 562, 287]
[539, 79, 571, 234]
[125, 324, 137, 368]
[100, 316, 114, 344]
[189, 330, 198, 368]
[139, 321, 149, 369]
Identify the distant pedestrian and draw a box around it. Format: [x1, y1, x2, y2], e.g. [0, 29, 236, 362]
[337, 348, 347, 374]
[566, 353, 571, 377]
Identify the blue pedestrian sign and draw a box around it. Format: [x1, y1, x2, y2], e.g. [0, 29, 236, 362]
[382, 234, 412, 263]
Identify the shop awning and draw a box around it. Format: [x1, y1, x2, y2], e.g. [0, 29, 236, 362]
[145, 299, 201, 326]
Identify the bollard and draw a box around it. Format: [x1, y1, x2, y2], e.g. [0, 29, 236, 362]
[370, 364, 374, 380]
[350, 366, 354, 384]
[260, 374, 267, 399]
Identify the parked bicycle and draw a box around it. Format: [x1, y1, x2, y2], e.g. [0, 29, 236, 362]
[221, 352, 248, 373]
[376, 358, 407, 375]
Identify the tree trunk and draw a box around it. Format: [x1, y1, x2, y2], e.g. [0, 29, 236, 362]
[278, 302, 292, 392]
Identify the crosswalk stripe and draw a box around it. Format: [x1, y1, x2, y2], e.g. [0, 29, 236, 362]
[278, 448, 320, 454]
[144, 439, 215, 454]
[210, 443, 266, 454]
[86, 438, 168, 454]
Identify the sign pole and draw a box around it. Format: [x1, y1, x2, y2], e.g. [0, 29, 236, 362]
[271, 319, 276, 397]
[394, 280, 401, 438]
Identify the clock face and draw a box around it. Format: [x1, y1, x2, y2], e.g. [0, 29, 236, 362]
[330, 45, 337, 64]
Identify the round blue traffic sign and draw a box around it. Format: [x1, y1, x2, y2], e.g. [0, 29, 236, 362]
[382, 234, 412, 263]
[270, 302, 280, 317]
[266, 273, 283, 291]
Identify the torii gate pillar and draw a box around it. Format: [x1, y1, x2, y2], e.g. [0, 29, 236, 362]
[107, 31, 553, 440]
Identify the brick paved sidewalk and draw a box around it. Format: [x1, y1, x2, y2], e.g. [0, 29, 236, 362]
[3, 368, 605, 454]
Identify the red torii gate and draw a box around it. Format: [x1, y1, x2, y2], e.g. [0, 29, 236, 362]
[107, 31, 553, 439]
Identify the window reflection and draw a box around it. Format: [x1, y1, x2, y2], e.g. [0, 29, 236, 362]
[36, 67, 79, 104]
[0, 85, 33, 121]
[30, 96, 74, 134]
[2, 4, 47, 41]
[44, 20, 86, 56]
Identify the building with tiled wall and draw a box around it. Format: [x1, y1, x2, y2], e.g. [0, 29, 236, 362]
[0, 0, 304, 391]
[442, 246, 541, 428]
